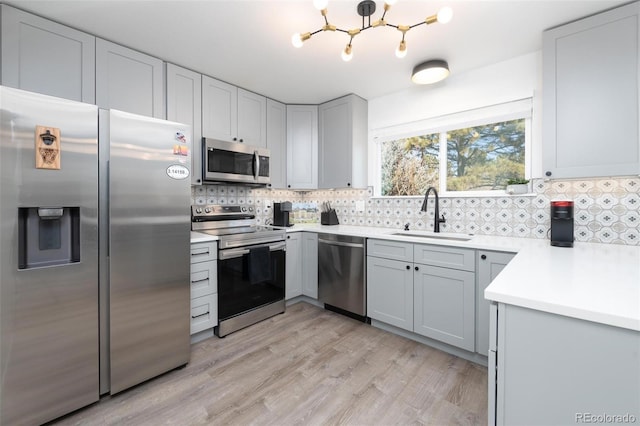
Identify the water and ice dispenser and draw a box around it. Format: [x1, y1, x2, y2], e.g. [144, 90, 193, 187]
[18, 207, 80, 269]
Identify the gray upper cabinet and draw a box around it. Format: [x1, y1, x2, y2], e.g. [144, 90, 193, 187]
[318, 94, 368, 189]
[266, 99, 287, 188]
[96, 39, 165, 119]
[237, 88, 267, 147]
[542, 2, 640, 179]
[202, 76, 266, 146]
[202, 76, 237, 142]
[166, 64, 202, 185]
[286, 105, 318, 189]
[476, 250, 514, 357]
[1, 5, 95, 103]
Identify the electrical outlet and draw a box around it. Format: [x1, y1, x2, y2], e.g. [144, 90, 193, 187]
[264, 199, 272, 209]
[355, 200, 365, 213]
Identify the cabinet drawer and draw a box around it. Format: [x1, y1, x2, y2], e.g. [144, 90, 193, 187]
[190, 293, 217, 335]
[367, 239, 413, 262]
[190, 261, 217, 299]
[414, 244, 475, 271]
[190, 241, 217, 264]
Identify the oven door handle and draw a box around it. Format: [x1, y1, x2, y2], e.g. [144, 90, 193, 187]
[219, 241, 286, 260]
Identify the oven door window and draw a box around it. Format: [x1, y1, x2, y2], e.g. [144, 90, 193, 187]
[207, 148, 254, 176]
[218, 247, 285, 320]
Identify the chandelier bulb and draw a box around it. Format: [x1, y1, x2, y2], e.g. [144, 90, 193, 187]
[341, 44, 353, 62]
[395, 40, 407, 58]
[437, 7, 453, 24]
[385, 0, 398, 5]
[292, 33, 303, 48]
[313, 0, 329, 11]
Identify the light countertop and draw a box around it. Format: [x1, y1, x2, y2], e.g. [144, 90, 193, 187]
[190, 231, 217, 243]
[192, 224, 640, 332]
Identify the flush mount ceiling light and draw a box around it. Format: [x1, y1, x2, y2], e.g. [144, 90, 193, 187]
[292, 0, 453, 62]
[411, 59, 450, 84]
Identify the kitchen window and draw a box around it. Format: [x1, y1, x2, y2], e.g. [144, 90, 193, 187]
[372, 99, 532, 197]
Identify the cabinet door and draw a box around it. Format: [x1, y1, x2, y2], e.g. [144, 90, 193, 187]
[302, 233, 318, 299]
[318, 94, 368, 189]
[237, 88, 267, 147]
[285, 233, 302, 299]
[414, 264, 475, 351]
[476, 251, 515, 356]
[202, 75, 237, 142]
[367, 256, 413, 331]
[96, 39, 164, 118]
[166, 64, 203, 185]
[266, 99, 287, 188]
[319, 97, 351, 188]
[542, 2, 639, 178]
[1, 5, 95, 103]
[286, 105, 318, 189]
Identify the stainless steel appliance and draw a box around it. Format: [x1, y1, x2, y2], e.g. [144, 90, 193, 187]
[192, 205, 286, 337]
[203, 138, 270, 185]
[273, 201, 292, 227]
[318, 233, 367, 320]
[0, 87, 100, 425]
[99, 109, 191, 394]
[0, 87, 192, 425]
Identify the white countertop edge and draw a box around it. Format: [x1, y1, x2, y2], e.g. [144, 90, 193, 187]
[485, 290, 640, 332]
[190, 231, 218, 243]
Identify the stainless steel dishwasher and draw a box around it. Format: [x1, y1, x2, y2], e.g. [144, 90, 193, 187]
[318, 233, 367, 320]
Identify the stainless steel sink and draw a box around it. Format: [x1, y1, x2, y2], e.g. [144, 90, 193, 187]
[389, 231, 473, 242]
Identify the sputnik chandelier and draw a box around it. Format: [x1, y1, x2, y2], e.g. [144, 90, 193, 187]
[291, 0, 453, 62]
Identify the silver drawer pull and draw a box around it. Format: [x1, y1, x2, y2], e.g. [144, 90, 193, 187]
[191, 278, 209, 284]
[191, 247, 210, 256]
[191, 311, 209, 319]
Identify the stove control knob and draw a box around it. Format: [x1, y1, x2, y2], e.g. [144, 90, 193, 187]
[248, 207, 254, 213]
[204, 207, 211, 213]
[195, 208, 203, 214]
[241, 206, 247, 212]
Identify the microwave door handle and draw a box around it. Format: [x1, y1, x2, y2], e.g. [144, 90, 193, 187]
[253, 151, 259, 181]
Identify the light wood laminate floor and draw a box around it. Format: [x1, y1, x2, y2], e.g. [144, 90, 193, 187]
[53, 302, 488, 425]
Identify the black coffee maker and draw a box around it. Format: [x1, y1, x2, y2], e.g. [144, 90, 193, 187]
[273, 202, 292, 227]
[550, 201, 574, 247]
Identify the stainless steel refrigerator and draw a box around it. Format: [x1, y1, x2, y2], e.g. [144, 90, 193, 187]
[99, 109, 191, 395]
[0, 86, 191, 425]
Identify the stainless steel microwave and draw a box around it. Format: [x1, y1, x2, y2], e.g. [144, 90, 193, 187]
[203, 138, 270, 185]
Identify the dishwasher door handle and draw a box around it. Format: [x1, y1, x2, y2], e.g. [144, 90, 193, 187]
[318, 238, 364, 249]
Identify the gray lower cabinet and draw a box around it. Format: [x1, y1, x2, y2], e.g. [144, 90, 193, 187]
[367, 256, 414, 331]
[286, 232, 318, 300]
[367, 239, 476, 351]
[285, 233, 302, 299]
[491, 303, 640, 425]
[476, 251, 515, 356]
[189, 241, 218, 335]
[1, 4, 95, 103]
[413, 264, 475, 352]
[301, 233, 318, 298]
[96, 38, 165, 118]
[166, 63, 203, 185]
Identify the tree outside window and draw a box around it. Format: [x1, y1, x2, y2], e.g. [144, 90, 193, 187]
[380, 118, 525, 196]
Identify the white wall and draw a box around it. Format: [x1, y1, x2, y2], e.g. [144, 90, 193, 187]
[367, 51, 544, 183]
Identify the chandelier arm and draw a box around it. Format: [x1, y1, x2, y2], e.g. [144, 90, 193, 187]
[410, 22, 426, 29]
[310, 28, 324, 36]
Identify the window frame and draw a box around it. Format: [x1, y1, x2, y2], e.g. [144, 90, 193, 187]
[370, 99, 533, 198]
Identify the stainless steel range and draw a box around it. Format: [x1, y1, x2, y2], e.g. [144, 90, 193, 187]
[192, 205, 286, 337]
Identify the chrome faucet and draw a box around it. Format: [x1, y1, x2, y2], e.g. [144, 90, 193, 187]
[420, 186, 446, 232]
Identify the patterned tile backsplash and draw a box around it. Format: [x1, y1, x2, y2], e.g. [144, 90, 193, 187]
[192, 177, 639, 246]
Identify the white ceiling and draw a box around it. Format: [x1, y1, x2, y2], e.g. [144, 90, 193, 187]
[5, 0, 628, 104]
